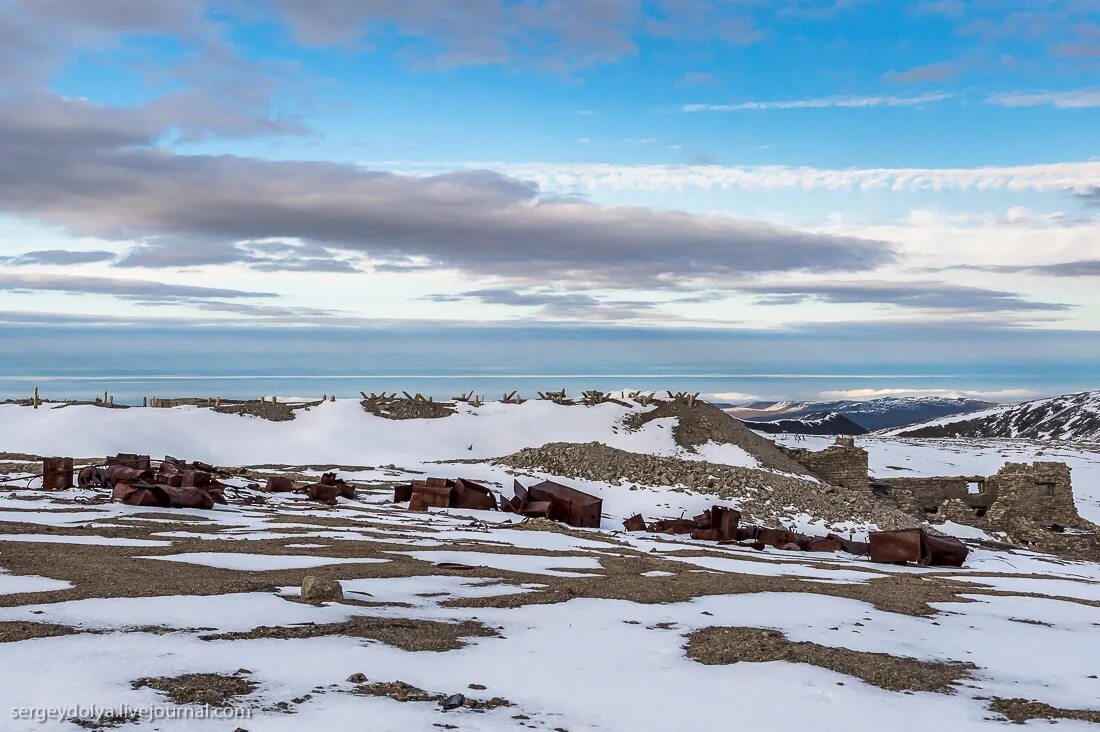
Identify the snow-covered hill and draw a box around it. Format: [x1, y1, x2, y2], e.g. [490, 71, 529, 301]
[894, 391, 1100, 441]
[740, 412, 867, 436]
[726, 396, 997, 432]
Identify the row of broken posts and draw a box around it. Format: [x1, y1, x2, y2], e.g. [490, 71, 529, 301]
[32, 455, 356, 509]
[28, 387, 338, 409]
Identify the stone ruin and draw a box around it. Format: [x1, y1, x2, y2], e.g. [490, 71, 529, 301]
[781, 436, 870, 493]
[782, 437, 1097, 555]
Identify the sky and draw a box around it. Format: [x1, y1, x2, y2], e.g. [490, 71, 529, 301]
[0, 0, 1098, 401]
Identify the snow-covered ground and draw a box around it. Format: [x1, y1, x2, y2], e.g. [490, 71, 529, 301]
[2, 403, 1100, 730]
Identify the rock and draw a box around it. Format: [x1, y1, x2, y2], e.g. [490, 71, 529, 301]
[301, 576, 343, 604]
[440, 693, 466, 710]
[347, 672, 367, 683]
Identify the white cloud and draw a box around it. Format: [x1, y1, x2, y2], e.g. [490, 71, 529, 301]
[986, 89, 1100, 109]
[434, 160, 1100, 195]
[706, 391, 759, 402]
[683, 92, 952, 112]
[818, 387, 1038, 401]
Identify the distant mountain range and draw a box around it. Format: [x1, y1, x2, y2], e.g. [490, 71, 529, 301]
[738, 412, 867, 436]
[894, 391, 1100, 441]
[725, 396, 999, 432]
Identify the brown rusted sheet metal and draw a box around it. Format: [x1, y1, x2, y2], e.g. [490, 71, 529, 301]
[802, 535, 843, 552]
[754, 528, 800, 548]
[112, 481, 169, 507]
[622, 514, 647, 532]
[649, 518, 697, 535]
[828, 533, 870, 556]
[266, 476, 297, 493]
[409, 483, 453, 511]
[393, 483, 414, 503]
[921, 532, 968, 567]
[452, 478, 497, 511]
[519, 500, 552, 518]
[710, 505, 740, 541]
[525, 480, 602, 528]
[161, 485, 215, 510]
[106, 453, 152, 470]
[869, 528, 922, 564]
[180, 470, 211, 489]
[41, 457, 73, 491]
[106, 465, 155, 486]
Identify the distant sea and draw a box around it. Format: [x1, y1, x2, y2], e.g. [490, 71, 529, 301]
[0, 372, 1093, 405]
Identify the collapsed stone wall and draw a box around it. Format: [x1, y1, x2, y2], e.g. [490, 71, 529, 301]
[983, 462, 1080, 531]
[782, 437, 870, 492]
[873, 476, 987, 514]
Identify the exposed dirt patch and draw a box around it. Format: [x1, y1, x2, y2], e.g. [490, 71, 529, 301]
[353, 680, 512, 710]
[989, 697, 1100, 725]
[361, 396, 456, 420]
[625, 399, 811, 474]
[214, 400, 298, 422]
[686, 626, 975, 693]
[201, 615, 498, 651]
[131, 671, 256, 706]
[0, 620, 78, 643]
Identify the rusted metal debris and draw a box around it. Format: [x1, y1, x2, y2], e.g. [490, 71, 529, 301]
[264, 476, 297, 493]
[77, 453, 227, 509]
[397, 477, 499, 512]
[503, 479, 602, 528]
[304, 472, 357, 505]
[869, 528, 968, 567]
[622, 507, 966, 565]
[41, 457, 74, 491]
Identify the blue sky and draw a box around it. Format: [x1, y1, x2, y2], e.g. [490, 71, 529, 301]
[0, 1, 1097, 400]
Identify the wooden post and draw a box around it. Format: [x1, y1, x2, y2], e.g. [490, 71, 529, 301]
[108, 395, 114, 406]
[215, 397, 221, 408]
[143, 396, 148, 407]
[33, 386, 39, 409]
[272, 395, 277, 404]
[104, 390, 108, 404]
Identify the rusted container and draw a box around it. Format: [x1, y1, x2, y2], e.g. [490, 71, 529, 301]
[869, 528, 923, 564]
[525, 480, 602, 528]
[710, 505, 740, 541]
[265, 476, 297, 493]
[409, 483, 454, 511]
[921, 533, 969, 567]
[452, 478, 497, 510]
[41, 457, 73, 491]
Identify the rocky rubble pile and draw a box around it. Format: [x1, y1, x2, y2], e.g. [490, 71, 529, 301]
[496, 441, 917, 530]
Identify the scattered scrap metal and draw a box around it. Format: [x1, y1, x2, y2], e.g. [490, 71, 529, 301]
[394, 477, 604, 529]
[76, 453, 229, 510]
[502, 479, 603, 528]
[394, 477, 498, 512]
[623, 506, 968, 567]
[35, 454, 363, 509]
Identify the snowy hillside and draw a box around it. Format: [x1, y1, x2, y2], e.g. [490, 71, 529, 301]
[894, 391, 1100, 441]
[740, 412, 867, 436]
[0, 399, 761, 470]
[727, 397, 998, 431]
